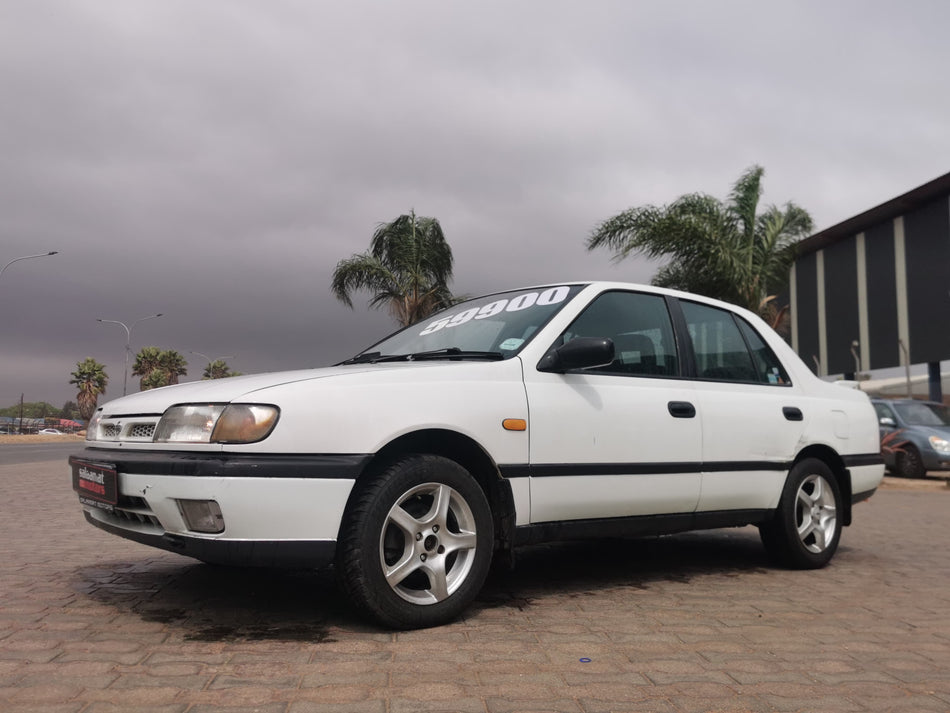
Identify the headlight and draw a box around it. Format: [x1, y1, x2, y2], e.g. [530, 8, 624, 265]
[929, 435, 950, 455]
[154, 404, 279, 444]
[86, 411, 103, 441]
[212, 404, 280, 443]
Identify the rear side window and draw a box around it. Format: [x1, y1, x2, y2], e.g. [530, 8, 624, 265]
[735, 317, 791, 385]
[681, 301, 790, 386]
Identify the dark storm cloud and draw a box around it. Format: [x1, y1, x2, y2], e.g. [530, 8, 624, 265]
[2, 0, 949, 407]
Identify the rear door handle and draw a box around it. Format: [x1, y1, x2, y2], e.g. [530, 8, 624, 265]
[668, 401, 696, 418]
[783, 406, 803, 421]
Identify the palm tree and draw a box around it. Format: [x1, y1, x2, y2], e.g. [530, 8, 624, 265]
[203, 359, 241, 380]
[133, 347, 188, 390]
[69, 358, 108, 422]
[331, 210, 461, 327]
[587, 166, 813, 325]
[132, 346, 163, 390]
[159, 350, 187, 386]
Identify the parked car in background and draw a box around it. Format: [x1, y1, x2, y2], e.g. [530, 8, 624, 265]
[38, 428, 65, 435]
[872, 398, 950, 478]
[70, 281, 884, 629]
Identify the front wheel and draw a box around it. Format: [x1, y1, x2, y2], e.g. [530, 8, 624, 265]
[759, 458, 842, 569]
[895, 445, 926, 479]
[336, 455, 494, 629]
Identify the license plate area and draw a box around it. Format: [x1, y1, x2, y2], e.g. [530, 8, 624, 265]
[72, 460, 118, 512]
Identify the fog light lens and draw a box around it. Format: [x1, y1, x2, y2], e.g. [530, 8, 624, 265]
[177, 499, 225, 534]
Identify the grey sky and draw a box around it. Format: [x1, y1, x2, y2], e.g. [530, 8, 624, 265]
[2, 0, 949, 409]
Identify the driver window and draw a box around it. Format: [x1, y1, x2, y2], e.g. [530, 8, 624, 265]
[559, 291, 678, 377]
[874, 402, 896, 423]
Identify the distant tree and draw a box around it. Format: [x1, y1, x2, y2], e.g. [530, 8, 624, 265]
[61, 400, 78, 420]
[331, 210, 462, 327]
[133, 347, 188, 390]
[0, 402, 59, 419]
[132, 347, 164, 390]
[69, 358, 108, 421]
[141, 369, 170, 390]
[587, 165, 813, 326]
[159, 350, 187, 386]
[203, 359, 241, 380]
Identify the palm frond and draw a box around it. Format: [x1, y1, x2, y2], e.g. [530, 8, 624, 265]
[588, 166, 813, 316]
[331, 211, 460, 326]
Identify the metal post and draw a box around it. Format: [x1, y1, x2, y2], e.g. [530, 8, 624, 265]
[898, 339, 912, 399]
[928, 362, 943, 403]
[97, 314, 164, 396]
[850, 341, 861, 389]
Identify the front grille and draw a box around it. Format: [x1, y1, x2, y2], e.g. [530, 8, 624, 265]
[101, 423, 121, 439]
[93, 417, 160, 443]
[128, 423, 156, 439]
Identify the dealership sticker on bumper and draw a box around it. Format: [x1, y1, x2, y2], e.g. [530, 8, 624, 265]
[72, 460, 117, 512]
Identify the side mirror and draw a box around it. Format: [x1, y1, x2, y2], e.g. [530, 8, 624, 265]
[537, 337, 615, 373]
[879, 417, 896, 428]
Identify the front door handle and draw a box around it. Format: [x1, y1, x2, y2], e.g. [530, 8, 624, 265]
[668, 401, 696, 418]
[783, 406, 803, 421]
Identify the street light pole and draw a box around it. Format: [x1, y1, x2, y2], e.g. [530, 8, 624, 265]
[97, 314, 164, 396]
[0, 251, 58, 282]
[190, 352, 234, 379]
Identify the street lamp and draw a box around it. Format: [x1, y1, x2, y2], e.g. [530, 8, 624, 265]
[97, 313, 164, 396]
[850, 340, 861, 389]
[190, 351, 234, 364]
[0, 251, 58, 281]
[191, 352, 234, 378]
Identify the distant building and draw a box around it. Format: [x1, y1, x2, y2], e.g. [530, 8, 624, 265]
[789, 171, 950, 402]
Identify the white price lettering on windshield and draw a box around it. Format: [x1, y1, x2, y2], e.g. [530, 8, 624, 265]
[418, 287, 571, 336]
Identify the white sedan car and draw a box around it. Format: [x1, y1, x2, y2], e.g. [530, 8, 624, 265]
[71, 282, 883, 628]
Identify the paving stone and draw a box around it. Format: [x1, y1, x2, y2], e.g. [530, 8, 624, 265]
[3, 461, 950, 712]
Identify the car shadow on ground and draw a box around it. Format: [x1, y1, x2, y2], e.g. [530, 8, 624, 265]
[73, 527, 774, 640]
[474, 527, 772, 613]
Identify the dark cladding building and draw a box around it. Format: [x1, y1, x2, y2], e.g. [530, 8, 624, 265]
[790, 171, 950, 401]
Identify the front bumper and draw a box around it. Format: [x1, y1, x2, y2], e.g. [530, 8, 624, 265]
[70, 448, 371, 568]
[921, 450, 950, 472]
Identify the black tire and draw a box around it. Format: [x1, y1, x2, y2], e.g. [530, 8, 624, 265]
[895, 446, 926, 479]
[759, 458, 842, 569]
[336, 454, 494, 629]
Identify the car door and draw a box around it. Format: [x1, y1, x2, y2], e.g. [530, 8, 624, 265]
[522, 289, 703, 524]
[677, 300, 808, 512]
[873, 401, 900, 470]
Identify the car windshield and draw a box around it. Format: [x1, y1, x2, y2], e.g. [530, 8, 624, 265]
[894, 401, 950, 427]
[346, 285, 585, 362]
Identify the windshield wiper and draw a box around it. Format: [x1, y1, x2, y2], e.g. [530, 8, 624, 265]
[337, 351, 381, 365]
[370, 348, 504, 363]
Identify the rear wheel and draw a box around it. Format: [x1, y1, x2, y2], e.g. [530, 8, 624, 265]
[759, 458, 842, 569]
[336, 455, 493, 629]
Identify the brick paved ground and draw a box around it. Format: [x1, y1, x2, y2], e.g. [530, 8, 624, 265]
[1, 458, 948, 713]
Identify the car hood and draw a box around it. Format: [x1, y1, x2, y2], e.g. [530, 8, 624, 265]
[907, 424, 950, 439]
[96, 362, 513, 416]
[96, 366, 381, 416]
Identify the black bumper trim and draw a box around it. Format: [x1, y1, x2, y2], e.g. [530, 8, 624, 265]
[70, 449, 372, 479]
[83, 511, 336, 568]
[852, 488, 878, 505]
[842, 454, 885, 468]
